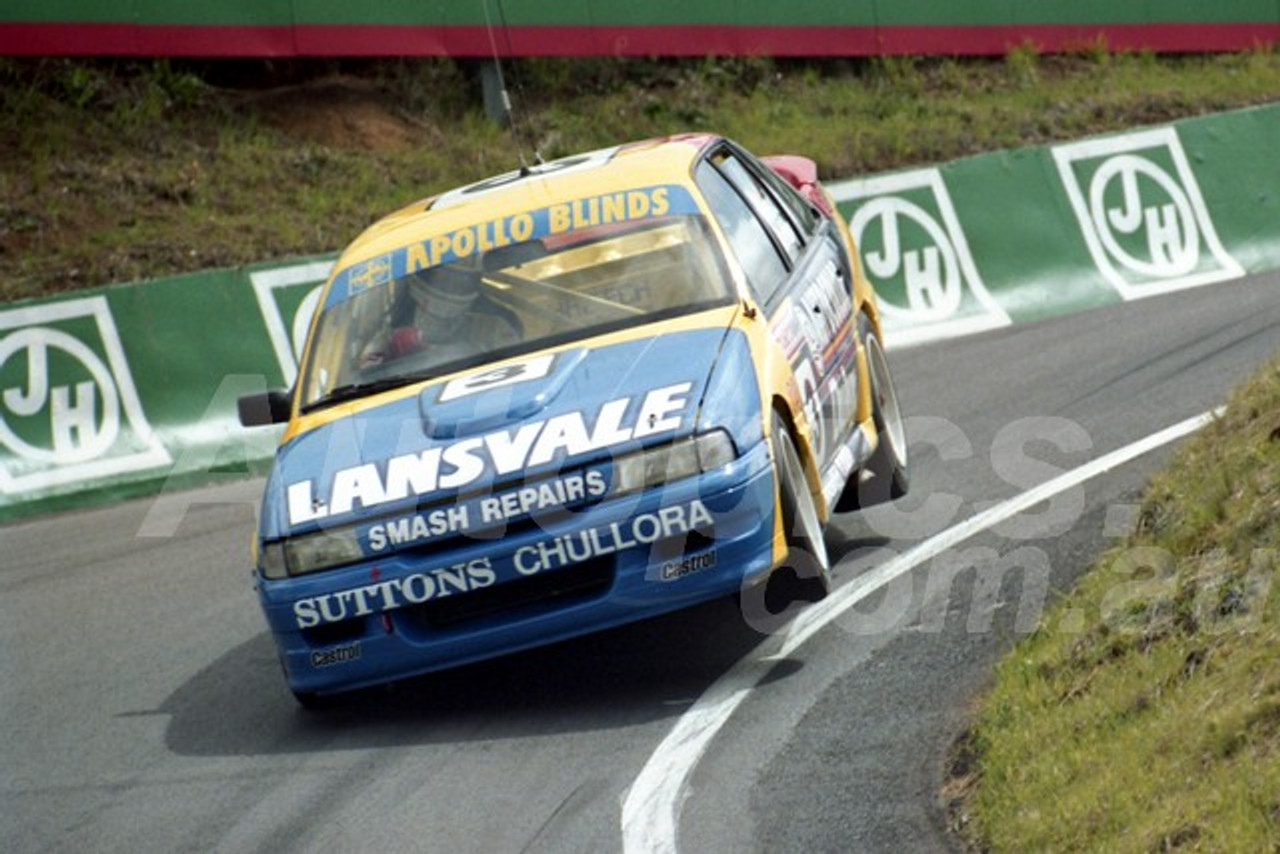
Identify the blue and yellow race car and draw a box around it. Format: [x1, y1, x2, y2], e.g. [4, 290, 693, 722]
[239, 135, 908, 707]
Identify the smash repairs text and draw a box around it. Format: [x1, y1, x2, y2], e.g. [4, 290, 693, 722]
[363, 469, 608, 553]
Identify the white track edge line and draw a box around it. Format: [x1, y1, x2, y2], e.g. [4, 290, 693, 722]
[620, 407, 1220, 854]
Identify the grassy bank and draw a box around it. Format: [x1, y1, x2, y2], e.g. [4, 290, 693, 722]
[3, 49, 1280, 303]
[957, 358, 1280, 852]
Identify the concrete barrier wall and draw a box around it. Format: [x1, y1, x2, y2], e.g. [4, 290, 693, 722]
[0, 256, 335, 519]
[0, 103, 1277, 520]
[828, 104, 1280, 347]
[3, 1, 1279, 56]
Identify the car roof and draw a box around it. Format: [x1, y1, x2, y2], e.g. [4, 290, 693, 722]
[331, 134, 721, 274]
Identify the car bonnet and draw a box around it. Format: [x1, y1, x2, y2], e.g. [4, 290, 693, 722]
[259, 328, 734, 539]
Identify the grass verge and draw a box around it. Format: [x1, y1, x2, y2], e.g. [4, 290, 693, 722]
[2, 49, 1280, 303]
[956, 357, 1280, 852]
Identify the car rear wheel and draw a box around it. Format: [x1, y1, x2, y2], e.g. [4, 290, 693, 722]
[842, 317, 908, 510]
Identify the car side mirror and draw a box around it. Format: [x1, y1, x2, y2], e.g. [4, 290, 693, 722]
[238, 390, 292, 426]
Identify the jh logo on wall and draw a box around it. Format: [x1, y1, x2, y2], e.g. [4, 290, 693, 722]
[1053, 127, 1244, 299]
[249, 260, 335, 388]
[831, 168, 1010, 347]
[0, 297, 170, 494]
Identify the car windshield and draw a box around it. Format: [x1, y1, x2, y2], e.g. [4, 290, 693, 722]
[298, 197, 735, 410]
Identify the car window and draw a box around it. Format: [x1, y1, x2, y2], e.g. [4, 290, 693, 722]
[299, 188, 736, 410]
[713, 152, 806, 265]
[694, 160, 790, 306]
[754, 160, 822, 236]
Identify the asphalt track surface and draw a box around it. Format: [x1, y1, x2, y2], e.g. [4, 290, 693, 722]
[4, 270, 1279, 853]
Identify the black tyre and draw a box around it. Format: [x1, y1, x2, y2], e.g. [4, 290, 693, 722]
[741, 414, 832, 632]
[840, 317, 908, 511]
[292, 686, 358, 711]
[292, 689, 329, 711]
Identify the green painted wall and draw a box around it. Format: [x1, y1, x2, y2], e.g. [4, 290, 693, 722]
[4, 0, 1276, 57]
[0, 255, 335, 519]
[829, 103, 1280, 347]
[4, 0, 1278, 26]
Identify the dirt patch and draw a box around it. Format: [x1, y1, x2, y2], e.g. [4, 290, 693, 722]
[244, 76, 431, 151]
[942, 725, 984, 851]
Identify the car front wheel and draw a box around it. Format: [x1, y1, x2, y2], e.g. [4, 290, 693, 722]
[740, 413, 832, 632]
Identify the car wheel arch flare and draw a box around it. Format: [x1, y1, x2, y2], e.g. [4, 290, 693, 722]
[855, 310, 884, 441]
[769, 399, 828, 552]
[860, 311, 880, 427]
[728, 303, 829, 509]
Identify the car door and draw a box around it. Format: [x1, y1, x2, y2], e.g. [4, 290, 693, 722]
[694, 144, 861, 474]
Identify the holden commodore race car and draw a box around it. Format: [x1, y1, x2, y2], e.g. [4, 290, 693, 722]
[238, 135, 908, 707]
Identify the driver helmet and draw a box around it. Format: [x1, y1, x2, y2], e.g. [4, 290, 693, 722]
[408, 264, 480, 321]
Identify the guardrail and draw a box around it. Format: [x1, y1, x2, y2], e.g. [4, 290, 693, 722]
[1, 103, 1277, 521]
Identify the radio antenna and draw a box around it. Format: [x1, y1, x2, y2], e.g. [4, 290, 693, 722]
[482, 0, 542, 173]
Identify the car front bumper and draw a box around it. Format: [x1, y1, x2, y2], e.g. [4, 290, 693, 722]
[257, 439, 778, 696]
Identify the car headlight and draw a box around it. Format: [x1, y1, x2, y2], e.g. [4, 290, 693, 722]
[257, 541, 287, 580]
[258, 527, 364, 579]
[613, 430, 737, 494]
[285, 527, 365, 576]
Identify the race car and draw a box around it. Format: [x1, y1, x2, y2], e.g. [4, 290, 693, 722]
[238, 134, 908, 707]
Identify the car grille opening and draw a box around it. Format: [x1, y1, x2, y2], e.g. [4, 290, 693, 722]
[680, 528, 715, 554]
[401, 556, 616, 630]
[302, 617, 365, 647]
